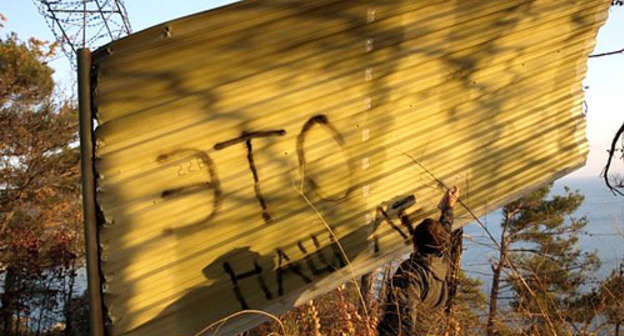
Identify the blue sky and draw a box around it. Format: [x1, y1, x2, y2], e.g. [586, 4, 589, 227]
[2, 1, 623, 180]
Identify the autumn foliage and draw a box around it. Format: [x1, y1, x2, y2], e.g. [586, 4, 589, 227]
[1, 17, 85, 335]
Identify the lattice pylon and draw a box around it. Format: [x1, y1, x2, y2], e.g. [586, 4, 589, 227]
[33, 0, 132, 67]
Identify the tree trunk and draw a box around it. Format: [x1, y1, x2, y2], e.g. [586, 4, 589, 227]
[63, 266, 77, 336]
[487, 216, 510, 336]
[35, 276, 50, 336]
[360, 271, 374, 315]
[0, 266, 19, 336]
[486, 257, 504, 336]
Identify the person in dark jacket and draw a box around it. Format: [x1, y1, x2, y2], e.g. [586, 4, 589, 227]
[377, 186, 460, 336]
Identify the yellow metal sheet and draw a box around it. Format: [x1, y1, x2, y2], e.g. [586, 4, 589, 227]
[91, 0, 609, 335]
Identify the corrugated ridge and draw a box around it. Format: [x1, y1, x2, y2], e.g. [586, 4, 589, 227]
[90, 0, 609, 335]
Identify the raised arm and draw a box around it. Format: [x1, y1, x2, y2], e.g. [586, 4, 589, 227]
[438, 186, 459, 231]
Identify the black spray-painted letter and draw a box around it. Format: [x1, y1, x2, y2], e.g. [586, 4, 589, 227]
[157, 149, 222, 233]
[214, 130, 286, 224]
[297, 115, 355, 202]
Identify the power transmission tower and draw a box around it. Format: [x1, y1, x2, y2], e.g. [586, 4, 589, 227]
[33, 0, 132, 67]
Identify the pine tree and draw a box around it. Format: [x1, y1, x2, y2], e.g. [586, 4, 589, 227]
[451, 272, 488, 336]
[600, 264, 624, 336]
[0, 21, 83, 335]
[486, 185, 600, 336]
[572, 261, 624, 335]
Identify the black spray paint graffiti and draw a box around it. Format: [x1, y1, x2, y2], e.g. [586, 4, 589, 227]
[370, 194, 418, 251]
[276, 248, 312, 296]
[221, 197, 417, 309]
[296, 114, 357, 202]
[222, 260, 273, 310]
[157, 149, 222, 234]
[214, 130, 286, 224]
[222, 231, 349, 309]
[155, 115, 417, 309]
[158, 114, 354, 232]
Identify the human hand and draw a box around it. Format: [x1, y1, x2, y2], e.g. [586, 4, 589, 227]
[438, 186, 459, 210]
[448, 186, 459, 208]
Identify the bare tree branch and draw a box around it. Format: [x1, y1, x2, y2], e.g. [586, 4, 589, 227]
[602, 122, 624, 196]
[589, 48, 624, 58]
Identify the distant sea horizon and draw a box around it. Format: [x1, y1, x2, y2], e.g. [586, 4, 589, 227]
[462, 175, 624, 293]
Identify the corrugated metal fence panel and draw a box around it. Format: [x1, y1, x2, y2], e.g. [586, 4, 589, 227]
[91, 0, 609, 335]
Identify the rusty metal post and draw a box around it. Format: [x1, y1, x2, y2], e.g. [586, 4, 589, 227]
[78, 47, 106, 336]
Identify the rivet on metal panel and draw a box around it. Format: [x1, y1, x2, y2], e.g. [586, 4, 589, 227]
[102, 272, 113, 283]
[365, 67, 373, 81]
[363, 185, 370, 198]
[362, 157, 370, 170]
[366, 38, 374, 52]
[367, 8, 376, 23]
[99, 245, 108, 261]
[362, 128, 370, 142]
[164, 25, 172, 38]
